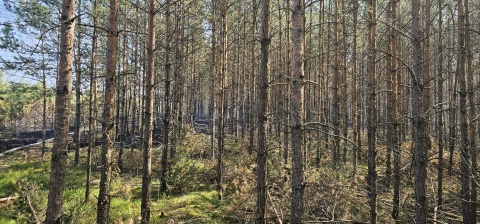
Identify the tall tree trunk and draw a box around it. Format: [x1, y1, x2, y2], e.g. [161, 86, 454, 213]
[171, 0, 185, 159]
[412, 0, 428, 222]
[118, 4, 128, 171]
[140, 0, 156, 222]
[366, 0, 377, 223]
[388, 0, 400, 220]
[284, 5, 290, 165]
[210, 0, 217, 161]
[217, 0, 228, 201]
[352, 0, 359, 172]
[457, 0, 471, 222]
[316, 0, 324, 168]
[45, 0, 75, 222]
[256, 0, 270, 222]
[73, 0, 82, 166]
[331, 0, 340, 168]
[85, 0, 98, 202]
[41, 37, 47, 162]
[248, 0, 257, 155]
[96, 0, 118, 222]
[436, 0, 444, 211]
[465, 0, 476, 222]
[341, 0, 348, 164]
[161, 0, 172, 194]
[290, 0, 305, 222]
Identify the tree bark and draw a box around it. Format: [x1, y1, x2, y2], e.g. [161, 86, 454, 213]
[45, 0, 75, 222]
[436, 0, 444, 211]
[256, 0, 270, 222]
[457, 1, 471, 223]
[85, 0, 98, 203]
[96, 0, 118, 222]
[141, 0, 156, 222]
[73, 0, 82, 166]
[331, 0, 340, 168]
[465, 1, 476, 222]
[161, 0, 172, 194]
[366, 0, 377, 223]
[290, 0, 305, 222]
[412, 0, 428, 222]
[216, 0, 228, 201]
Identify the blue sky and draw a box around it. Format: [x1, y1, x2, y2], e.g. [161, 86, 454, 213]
[0, 1, 49, 85]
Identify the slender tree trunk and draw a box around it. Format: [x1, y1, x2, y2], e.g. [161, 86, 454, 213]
[465, 1, 477, 222]
[389, 0, 400, 220]
[73, 0, 82, 166]
[436, 0, 444, 211]
[248, 0, 257, 155]
[341, 0, 348, 165]
[41, 37, 47, 162]
[283, 6, 290, 165]
[45, 0, 75, 222]
[140, 0, 156, 222]
[316, 0, 324, 168]
[161, 0, 172, 194]
[366, 0, 377, 223]
[210, 0, 217, 161]
[85, 0, 98, 202]
[256, 0, 270, 222]
[290, 0, 305, 222]
[331, 0, 339, 168]
[412, 0, 428, 222]
[217, 0, 228, 201]
[352, 0, 359, 172]
[457, 1, 471, 222]
[96, 0, 118, 222]
[118, 4, 128, 171]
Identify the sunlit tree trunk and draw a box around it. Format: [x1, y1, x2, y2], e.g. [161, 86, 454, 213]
[161, 0, 172, 194]
[96, 0, 118, 222]
[465, 1, 477, 222]
[216, 0, 228, 201]
[45, 0, 75, 222]
[256, 0, 270, 222]
[85, 0, 98, 203]
[457, 0, 471, 222]
[290, 0, 305, 222]
[412, 0, 428, 222]
[366, 0, 377, 223]
[140, 0, 156, 222]
[73, 0, 82, 166]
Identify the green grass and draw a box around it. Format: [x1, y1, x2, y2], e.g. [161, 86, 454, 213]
[0, 142, 230, 224]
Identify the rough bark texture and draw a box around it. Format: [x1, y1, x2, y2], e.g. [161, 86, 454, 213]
[465, 0, 477, 222]
[161, 0, 171, 194]
[217, 0, 228, 201]
[45, 0, 75, 222]
[290, 0, 305, 223]
[352, 0, 359, 171]
[388, 0, 400, 220]
[73, 0, 82, 166]
[85, 0, 98, 202]
[366, 0, 377, 223]
[457, 1, 471, 223]
[96, 0, 118, 222]
[140, 0, 155, 222]
[436, 0, 444, 210]
[256, 0, 270, 222]
[412, 0, 428, 223]
[210, 0, 216, 161]
[332, 0, 340, 168]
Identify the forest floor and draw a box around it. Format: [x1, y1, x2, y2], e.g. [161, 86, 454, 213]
[0, 126, 468, 223]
